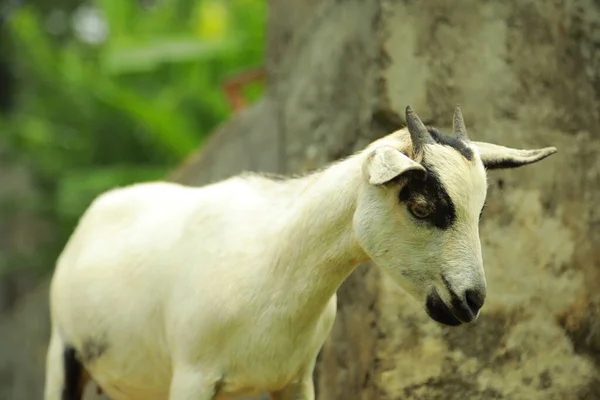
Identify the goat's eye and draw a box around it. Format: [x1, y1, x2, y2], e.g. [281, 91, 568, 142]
[409, 203, 431, 219]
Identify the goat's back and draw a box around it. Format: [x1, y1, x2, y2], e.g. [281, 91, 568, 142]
[49, 177, 277, 321]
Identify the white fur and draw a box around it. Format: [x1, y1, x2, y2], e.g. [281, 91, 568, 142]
[44, 126, 551, 400]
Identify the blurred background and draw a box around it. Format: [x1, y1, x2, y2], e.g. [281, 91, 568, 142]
[0, 0, 265, 308]
[0, 1, 267, 397]
[2, 0, 600, 399]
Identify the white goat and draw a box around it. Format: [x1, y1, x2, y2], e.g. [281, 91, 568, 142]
[44, 106, 556, 400]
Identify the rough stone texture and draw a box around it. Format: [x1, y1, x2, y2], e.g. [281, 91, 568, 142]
[168, 96, 282, 186]
[364, 1, 600, 398]
[3, 0, 600, 399]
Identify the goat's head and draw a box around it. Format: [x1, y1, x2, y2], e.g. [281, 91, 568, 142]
[353, 105, 556, 326]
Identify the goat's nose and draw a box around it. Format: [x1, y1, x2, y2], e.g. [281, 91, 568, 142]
[449, 286, 486, 323]
[464, 288, 486, 316]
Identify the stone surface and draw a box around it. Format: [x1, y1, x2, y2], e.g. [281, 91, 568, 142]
[365, 0, 600, 398]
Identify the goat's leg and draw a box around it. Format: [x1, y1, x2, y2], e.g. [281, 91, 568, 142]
[270, 353, 318, 400]
[44, 330, 91, 400]
[44, 331, 65, 400]
[169, 367, 221, 400]
[269, 377, 315, 400]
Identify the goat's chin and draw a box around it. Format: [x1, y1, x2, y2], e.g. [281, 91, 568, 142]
[426, 309, 463, 326]
[424, 292, 463, 327]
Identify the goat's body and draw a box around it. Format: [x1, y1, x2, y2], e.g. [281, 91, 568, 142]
[45, 114, 557, 399]
[48, 177, 342, 399]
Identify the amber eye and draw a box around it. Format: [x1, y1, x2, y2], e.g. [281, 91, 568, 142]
[409, 203, 431, 219]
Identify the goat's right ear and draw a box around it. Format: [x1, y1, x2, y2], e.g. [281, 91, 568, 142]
[364, 146, 426, 185]
[472, 141, 557, 170]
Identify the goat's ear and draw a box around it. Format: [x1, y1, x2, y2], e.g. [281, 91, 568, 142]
[364, 146, 426, 185]
[472, 141, 557, 170]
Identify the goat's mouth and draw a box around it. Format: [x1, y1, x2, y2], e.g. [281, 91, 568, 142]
[424, 290, 463, 326]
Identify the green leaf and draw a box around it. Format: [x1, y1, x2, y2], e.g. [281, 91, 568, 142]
[90, 79, 200, 158]
[102, 37, 239, 75]
[95, 0, 136, 39]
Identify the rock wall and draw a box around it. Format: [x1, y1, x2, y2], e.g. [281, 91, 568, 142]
[2, 0, 600, 399]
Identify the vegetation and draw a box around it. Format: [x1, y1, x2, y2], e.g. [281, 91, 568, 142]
[0, 0, 267, 273]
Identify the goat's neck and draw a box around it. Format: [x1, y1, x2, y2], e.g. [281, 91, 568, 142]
[274, 153, 369, 321]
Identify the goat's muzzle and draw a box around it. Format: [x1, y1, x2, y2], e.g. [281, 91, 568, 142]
[425, 286, 486, 326]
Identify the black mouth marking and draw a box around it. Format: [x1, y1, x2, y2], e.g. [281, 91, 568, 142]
[441, 275, 478, 323]
[425, 290, 462, 327]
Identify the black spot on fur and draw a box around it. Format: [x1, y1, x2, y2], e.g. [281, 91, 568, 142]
[399, 161, 456, 230]
[63, 346, 84, 400]
[214, 376, 225, 396]
[80, 339, 108, 365]
[427, 127, 474, 161]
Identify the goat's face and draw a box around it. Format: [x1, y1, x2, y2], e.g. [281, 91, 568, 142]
[353, 106, 557, 327]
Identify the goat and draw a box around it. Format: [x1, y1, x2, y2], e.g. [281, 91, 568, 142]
[44, 106, 556, 400]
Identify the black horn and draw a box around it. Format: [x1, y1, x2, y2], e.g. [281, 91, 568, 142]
[405, 105, 433, 156]
[453, 104, 469, 140]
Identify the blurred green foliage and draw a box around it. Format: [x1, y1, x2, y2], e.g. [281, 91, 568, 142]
[0, 0, 266, 271]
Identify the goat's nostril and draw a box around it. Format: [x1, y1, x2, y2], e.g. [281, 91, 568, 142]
[465, 289, 485, 313]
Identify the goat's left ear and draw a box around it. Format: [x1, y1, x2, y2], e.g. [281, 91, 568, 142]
[472, 141, 557, 170]
[364, 146, 426, 185]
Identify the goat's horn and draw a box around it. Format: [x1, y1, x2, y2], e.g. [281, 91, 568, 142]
[405, 105, 433, 156]
[453, 104, 469, 140]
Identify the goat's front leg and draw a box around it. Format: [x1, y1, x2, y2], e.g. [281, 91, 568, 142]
[169, 367, 222, 400]
[269, 376, 315, 400]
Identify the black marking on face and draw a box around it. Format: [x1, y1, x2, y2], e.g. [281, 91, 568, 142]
[214, 376, 225, 396]
[427, 127, 474, 161]
[442, 274, 476, 323]
[399, 161, 456, 230]
[425, 290, 462, 326]
[80, 338, 109, 365]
